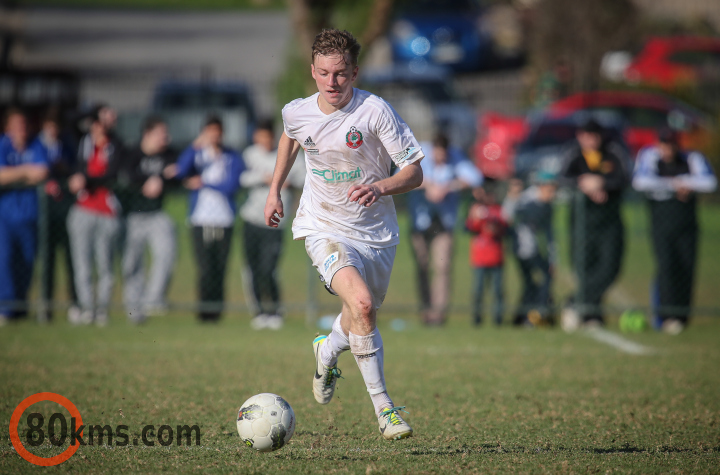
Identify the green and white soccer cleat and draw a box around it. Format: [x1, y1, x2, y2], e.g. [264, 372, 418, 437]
[378, 406, 413, 440]
[312, 335, 342, 405]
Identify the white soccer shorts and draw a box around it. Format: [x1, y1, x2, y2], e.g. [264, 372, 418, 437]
[305, 233, 396, 309]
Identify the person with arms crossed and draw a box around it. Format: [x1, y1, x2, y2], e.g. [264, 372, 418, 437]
[632, 128, 716, 334]
[264, 29, 424, 440]
[118, 116, 177, 324]
[0, 109, 49, 325]
[240, 119, 305, 331]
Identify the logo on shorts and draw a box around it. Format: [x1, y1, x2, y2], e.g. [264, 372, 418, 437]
[345, 126, 364, 149]
[311, 166, 363, 183]
[323, 252, 339, 273]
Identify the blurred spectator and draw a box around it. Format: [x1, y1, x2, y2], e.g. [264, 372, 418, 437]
[503, 173, 558, 326]
[633, 128, 717, 335]
[561, 119, 627, 329]
[0, 109, 49, 325]
[167, 115, 244, 322]
[67, 108, 123, 326]
[240, 119, 304, 331]
[37, 109, 80, 322]
[118, 116, 177, 324]
[466, 186, 506, 326]
[408, 134, 482, 325]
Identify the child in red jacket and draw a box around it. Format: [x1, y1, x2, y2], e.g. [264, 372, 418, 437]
[466, 187, 507, 326]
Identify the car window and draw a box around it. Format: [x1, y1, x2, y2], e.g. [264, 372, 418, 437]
[523, 124, 576, 148]
[365, 81, 454, 103]
[668, 50, 720, 67]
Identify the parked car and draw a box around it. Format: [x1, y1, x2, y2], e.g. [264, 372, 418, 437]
[545, 90, 713, 156]
[116, 80, 256, 152]
[360, 64, 476, 151]
[473, 111, 528, 180]
[624, 36, 720, 89]
[513, 112, 630, 180]
[388, 0, 493, 72]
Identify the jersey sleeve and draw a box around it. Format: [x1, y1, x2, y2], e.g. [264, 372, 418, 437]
[281, 99, 304, 142]
[376, 105, 424, 169]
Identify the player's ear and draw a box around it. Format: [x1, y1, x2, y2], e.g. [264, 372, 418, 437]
[351, 66, 359, 82]
[311, 63, 316, 80]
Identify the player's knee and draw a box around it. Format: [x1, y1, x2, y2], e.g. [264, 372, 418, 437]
[351, 295, 374, 320]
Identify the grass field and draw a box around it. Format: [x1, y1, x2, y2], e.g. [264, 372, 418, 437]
[1, 313, 719, 473]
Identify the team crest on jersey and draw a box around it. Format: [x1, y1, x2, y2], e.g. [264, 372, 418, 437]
[345, 126, 364, 149]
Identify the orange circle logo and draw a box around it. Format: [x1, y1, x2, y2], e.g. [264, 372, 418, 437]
[9, 392, 83, 466]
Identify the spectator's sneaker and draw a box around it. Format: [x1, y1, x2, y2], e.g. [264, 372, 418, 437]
[71, 310, 93, 326]
[250, 314, 269, 330]
[95, 312, 109, 327]
[662, 318, 685, 335]
[67, 305, 81, 323]
[266, 315, 284, 331]
[560, 306, 580, 333]
[312, 335, 342, 405]
[129, 312, 147, 325]
[378, 406, 413, 440]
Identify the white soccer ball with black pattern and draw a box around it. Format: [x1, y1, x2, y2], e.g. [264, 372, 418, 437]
[236, 393, 295, 452]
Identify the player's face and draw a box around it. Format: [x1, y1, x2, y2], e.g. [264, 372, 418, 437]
[145, 123, 169, 153]
[538, 183, 557, 202]
[204, 124, 223, 147]
[253, 129, 274, 152]
[658, 142, 676, 162]
[6, 113, 28, 148]
[576, 131, 601, 152]
[311, 53, 358, 111]
[432, 145, 448, 165]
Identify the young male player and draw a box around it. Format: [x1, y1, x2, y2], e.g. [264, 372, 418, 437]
[264, 29, 424, 440]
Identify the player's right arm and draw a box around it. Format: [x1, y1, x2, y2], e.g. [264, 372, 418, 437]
[264, 131, 301, 227]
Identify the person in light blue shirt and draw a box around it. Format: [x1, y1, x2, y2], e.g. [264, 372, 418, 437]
[0, 109, 49, 323]
[632, 128, 716, 334]
[407, 134, 482, 325]
[166, 115, 245, 322]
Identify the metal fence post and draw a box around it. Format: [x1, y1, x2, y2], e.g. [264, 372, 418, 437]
[36, 185, 49, 324]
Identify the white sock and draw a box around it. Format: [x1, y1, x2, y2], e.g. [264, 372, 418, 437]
[320, 314, 350, 367]
[349, 328, 394, 417]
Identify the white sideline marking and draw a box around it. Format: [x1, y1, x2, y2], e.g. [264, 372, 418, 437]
[583, 327, 656, 355]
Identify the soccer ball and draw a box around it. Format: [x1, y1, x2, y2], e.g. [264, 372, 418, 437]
[236, 393, 295, 452]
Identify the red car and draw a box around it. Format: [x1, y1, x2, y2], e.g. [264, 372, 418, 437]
[624, 36, 720, 89]
[473, 112, 529, 180]
[546, 90, 712, 156]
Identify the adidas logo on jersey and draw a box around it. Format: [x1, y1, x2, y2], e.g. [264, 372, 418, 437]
[304, 136, 316, 147]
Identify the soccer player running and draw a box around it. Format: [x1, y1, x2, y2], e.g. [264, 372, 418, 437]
[264, 29, 424, 440]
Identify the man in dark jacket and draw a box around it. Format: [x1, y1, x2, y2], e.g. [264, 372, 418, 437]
[561, 119, 628, 329]
[118, 116, 177, 324]
[633, 128, 717, 334]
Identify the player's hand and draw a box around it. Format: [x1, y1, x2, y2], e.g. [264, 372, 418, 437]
[425, 183, 449, 203]
[68, 173, 86, 194]
[183, 175, 202, 190]
[265, 194, 284, 227]
[163, 164, 178, 179]
[348, 183, 381, 207]
[578, 174, 604, 195]
[588, 190, 608, 204]
[676, 186, 692, 202]
[142, 175, 163, 199]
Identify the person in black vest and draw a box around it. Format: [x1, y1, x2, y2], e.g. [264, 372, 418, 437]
[561, 119, 628, 329]
[632, 128, 717, 334]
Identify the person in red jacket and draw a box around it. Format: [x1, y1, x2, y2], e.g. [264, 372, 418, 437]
[466, 186, 507, 326]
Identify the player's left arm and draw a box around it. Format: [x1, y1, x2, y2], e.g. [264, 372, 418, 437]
[348, 161, 423, 207]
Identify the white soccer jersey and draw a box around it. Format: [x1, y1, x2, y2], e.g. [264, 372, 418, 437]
[282, 88, 424, 248]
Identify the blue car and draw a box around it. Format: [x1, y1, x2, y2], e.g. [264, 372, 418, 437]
[389, 0, 493, 72]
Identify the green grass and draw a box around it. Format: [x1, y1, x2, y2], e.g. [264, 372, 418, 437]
[1, 314, 719, 473]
